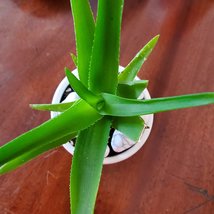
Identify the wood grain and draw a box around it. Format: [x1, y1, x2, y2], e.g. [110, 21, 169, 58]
[0, 0, 214, 213]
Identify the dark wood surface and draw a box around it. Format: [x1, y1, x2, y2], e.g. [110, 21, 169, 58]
[0, 0, 214, 213]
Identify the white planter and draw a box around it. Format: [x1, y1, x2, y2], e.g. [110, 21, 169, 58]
[51, 67, 154, 164]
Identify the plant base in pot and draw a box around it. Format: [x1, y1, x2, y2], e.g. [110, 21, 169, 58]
[51, 67, 154, 164]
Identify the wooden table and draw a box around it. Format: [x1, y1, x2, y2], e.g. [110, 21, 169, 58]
[0, 0, 214, 213]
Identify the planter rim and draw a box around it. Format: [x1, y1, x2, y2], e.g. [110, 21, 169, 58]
[51, 67, 154, 164]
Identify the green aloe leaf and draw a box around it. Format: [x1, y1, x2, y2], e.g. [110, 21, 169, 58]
[70, 1, 124, 214]
[70, 118, 111, 214]
[116, 80, 147, 141]
[0, 100, 102, 174]
[118, 35, 159, 82]
[70, 53, 77, 67]
[0, 132, 77, 175]
[117, 80, 149, 99]
[99, 92, 214, 116]
[30, 102, 75, 112]
[70, 0, 95, 86]
[112, 116, 144, 141]
[89, 0, 124, 94]
[65, 68, 104, 110]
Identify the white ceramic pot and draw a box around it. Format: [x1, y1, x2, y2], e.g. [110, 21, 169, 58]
[51, 67, 154, 164]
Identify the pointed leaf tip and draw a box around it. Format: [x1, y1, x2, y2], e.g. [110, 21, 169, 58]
[70, 53, 77, 66]
[30, 102, 75, 112]
[147, 34, 160, 48]
[118, 35, 160, 82]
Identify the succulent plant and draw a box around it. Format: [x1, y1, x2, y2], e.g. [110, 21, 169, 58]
[1, 1, 213, 214]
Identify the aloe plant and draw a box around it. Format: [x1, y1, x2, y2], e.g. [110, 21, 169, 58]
[1, 1, 214, 214]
